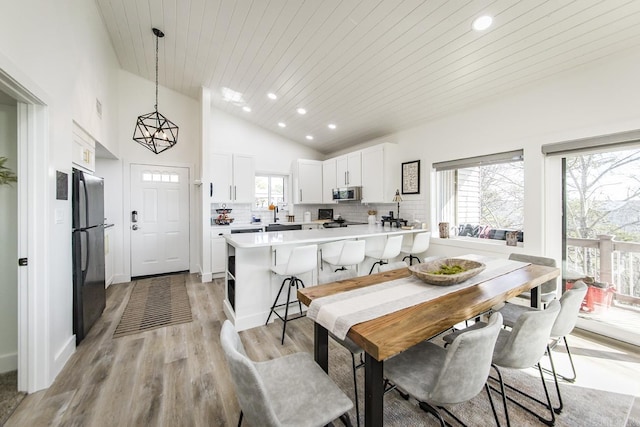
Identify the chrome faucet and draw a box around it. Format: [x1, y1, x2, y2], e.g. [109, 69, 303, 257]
[273, 205, 279, 223]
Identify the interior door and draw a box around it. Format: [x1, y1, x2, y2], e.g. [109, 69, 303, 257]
[130, 164, 190, 277]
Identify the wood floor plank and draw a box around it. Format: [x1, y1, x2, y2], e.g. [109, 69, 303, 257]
[5, 273, 638, 427]
[127, 329, 165, 427]
[89, 337, 145, 426]
[161, 358, 193, 427]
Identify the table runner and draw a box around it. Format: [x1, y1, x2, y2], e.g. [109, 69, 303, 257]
[307, 255, 529, 339]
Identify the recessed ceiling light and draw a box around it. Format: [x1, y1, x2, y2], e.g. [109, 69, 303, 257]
[221, 87, 244, 103]
[305, 135, 314, 140]
[267, 93, 278, 100]
[297, 108, 307, 115]
[328, 123, 337, 130]
[472, 15, 493, 31]
[278, 122, 286, 128]
[242, 106, 251, 112]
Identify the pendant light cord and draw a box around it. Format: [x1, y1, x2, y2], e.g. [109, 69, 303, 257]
[155, 31, 159, 112]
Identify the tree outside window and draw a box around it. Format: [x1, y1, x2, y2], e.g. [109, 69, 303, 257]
[436, 152, 524, 241]
[255, 175, 286, 209]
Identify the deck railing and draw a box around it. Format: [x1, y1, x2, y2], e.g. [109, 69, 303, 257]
[566, 234, 640, 306]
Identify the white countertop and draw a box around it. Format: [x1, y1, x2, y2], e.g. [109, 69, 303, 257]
[224, 224, 425, 248]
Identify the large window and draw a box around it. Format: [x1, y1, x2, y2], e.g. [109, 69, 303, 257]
[435, 150, 524, 241]
[255, 175, 286, 209]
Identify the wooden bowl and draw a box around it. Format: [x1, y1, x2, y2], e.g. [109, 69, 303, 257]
[409, 258, 486, 286]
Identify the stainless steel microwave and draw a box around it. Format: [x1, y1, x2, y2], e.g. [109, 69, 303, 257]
[332, 186, 362, 201]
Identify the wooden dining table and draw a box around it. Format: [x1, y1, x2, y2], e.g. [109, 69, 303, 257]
[297, 256, 560, 427]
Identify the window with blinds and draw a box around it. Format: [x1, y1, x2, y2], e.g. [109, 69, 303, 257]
[434, 150, 524, 241]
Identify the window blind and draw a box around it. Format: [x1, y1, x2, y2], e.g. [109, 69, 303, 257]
[433, 149, 524, 172]
[541, 129, 640, 156]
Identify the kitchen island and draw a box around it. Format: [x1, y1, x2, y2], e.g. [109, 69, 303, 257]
[223, 224, 427, 330]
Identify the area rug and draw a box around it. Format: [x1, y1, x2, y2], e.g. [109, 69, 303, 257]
[327, 349, 635, 426]
[113, 274, 192, 338]
[271, 318, 636, 427]
[0, 371, 25, 426]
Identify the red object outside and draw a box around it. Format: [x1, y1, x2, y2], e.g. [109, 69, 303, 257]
[567, 280, 616, 314]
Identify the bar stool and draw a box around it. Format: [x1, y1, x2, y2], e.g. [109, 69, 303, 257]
[266, 244, 318, 344]
[365, 235, 403, 274]
[400, 231, 431, 265]
[321, 240, 366, 273]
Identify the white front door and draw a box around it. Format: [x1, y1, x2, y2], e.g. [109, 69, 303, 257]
[130, 164, 190, 277]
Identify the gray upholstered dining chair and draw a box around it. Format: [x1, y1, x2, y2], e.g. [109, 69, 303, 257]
[497, 280, 588, 414]
[384, 312, 504, 426]
[508, 253, 558, 306]
[444, 300, 560, 427]
[220, 320, 354, 427]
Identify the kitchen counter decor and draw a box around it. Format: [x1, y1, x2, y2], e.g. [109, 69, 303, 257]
[409, 258, 485, 286]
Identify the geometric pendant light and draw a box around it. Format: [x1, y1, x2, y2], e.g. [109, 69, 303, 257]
[133, 28, 179, 154]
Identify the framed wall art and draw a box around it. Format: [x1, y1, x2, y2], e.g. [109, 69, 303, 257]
[401, 160, 420, 194]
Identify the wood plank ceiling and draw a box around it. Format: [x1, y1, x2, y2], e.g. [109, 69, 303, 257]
[96, 0, 640, 154]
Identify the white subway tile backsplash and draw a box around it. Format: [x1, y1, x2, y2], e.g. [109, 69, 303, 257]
[211, 200, 426, 227]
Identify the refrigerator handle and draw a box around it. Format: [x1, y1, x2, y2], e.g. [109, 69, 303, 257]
[80, 230, 89, 273]
[79, 175, 88, 229]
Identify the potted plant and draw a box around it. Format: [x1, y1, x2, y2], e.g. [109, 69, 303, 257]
[0, 157, 17, 186]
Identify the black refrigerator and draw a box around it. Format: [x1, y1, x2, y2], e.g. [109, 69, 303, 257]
[72, 168, 106, 344]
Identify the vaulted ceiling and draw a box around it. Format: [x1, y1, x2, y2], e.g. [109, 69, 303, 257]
[96, 0, 640, 154]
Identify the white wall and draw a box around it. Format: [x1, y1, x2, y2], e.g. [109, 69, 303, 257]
[0, 102, 18, 373]
[0, 0, 120, 388]
[330, 46, 640, 261]
[112, 70, 201, 281]
[210, 108, 323, 173]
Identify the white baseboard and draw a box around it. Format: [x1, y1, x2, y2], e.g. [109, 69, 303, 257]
[51, 335, 75, 383]
[112, 274, 130, 285]
[201, 272, 212, 283]
[0, 352, 18, 374]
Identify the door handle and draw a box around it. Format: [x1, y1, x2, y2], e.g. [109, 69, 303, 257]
[132, 224, 139, 230]
[210, 182, 213, 198]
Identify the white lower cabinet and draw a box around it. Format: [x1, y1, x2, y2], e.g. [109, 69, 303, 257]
[211, 230, 229, 275]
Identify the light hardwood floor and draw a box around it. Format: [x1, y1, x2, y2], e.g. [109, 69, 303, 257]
[6, 273, 640, 426]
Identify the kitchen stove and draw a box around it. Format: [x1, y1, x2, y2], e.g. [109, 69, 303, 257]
[322, 220, 367, 228]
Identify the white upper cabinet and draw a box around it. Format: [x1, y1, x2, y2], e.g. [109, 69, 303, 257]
[361, 143, 399, 203]
[232, 154, 255, 203]
[72, 123, 96, 172]
[293, 159, 323, 204]
[211, 152, 255, 203]
[336, 151, 362, 187]
[322, 159, 337, 204]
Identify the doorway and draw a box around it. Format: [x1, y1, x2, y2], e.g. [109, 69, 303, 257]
[563, 146, 640, 346]
[0, 92, 18, 404]
[0, 61, 51, 393]
[130, 164, 190, 278]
